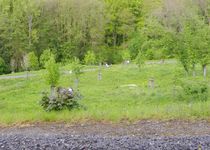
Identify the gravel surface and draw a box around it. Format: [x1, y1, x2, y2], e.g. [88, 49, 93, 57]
[0, 120, 209, 150]
[0, 134, 210, 150]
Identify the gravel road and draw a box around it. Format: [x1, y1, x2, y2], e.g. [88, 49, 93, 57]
[0, 120, 209, 150]
[0, 134, 209, 150]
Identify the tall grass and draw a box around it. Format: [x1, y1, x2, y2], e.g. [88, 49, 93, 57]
[0, 60, 209, 125]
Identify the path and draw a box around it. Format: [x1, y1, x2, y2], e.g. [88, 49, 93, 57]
[0, 120, 209, 150]
[0, 60, 177, 80]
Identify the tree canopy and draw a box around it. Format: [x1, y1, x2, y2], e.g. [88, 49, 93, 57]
[0, 0, 209, 75]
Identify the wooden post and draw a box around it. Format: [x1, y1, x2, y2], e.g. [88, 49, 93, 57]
[26, 70, 29, 80]
[148, 78, 155, 89]
[98, 62, 102, 80]
[203, 64, 207, 79]
[74, 78, 79, 91]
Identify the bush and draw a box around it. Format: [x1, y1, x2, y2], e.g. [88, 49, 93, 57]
[40, 87, 82, 111]
[178, 79, 208, 102]
[121, 49, 131, 61]
[40, 49, 55, 68]
[106, 48, 122, 64]
[146, 49, 154, 60]
[84, 51, 96, 65]
[28, 52, 39, 70]
[146, 49, 165, 60]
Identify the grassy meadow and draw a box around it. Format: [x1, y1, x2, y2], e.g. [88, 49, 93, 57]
[0, 60, 210, 125]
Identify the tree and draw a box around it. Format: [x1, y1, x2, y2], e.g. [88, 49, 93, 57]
[45, 56, 60, 99]
[174, 14, 210, 77]
[128, 31, 147, 60]
[135, 50, 145, 70]
[28, 52, 39, 70]
[0, 0, 209, 74]
[0, 57, 6, 75]
[196, 24, 210, 78]
[104, 0, 136, 47]
[71, 57, 83, 90]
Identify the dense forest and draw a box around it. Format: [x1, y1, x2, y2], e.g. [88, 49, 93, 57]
[0, 0, 209, 75]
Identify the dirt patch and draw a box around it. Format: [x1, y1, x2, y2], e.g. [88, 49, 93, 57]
[0, 120, 209, 138]
[0, 120, 209, 149]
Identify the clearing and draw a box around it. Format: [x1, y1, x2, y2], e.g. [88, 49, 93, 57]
[0, 60, 210, 125]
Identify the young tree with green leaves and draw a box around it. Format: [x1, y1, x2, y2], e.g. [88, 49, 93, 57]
[71, 58, 83, 90]
[135, 50, 145, 70]
[196, 25, 210, 78]
[27, 52, 39, 71]
[45, 56, 60, 99]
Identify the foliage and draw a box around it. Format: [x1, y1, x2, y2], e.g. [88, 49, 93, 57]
[0, 57, 6, 74]
[27, 52, 39, 70]
[1, 62, 210, 124]
[71, 58, 83, 79]
[45, 56, 60, 87]
[40, 49, 55, 68]
[178, 79, 208, 102]
[128, 31, 146, 59]
[135, 50, 145, 69]
[0, 0, 209, 78]
[121, 49, 131, 61]
[84, 51, 96, 65]
[40, 90, 82, 112]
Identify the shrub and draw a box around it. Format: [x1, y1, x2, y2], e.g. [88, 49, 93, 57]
[28, 52, 39, 70]
[105, 48, 123, 64]
[178, 79, 208, 102]
[84, 51, 96, 65]
[40, 87, 82, 111]
[40, 49, 55, 68]
[146, 49, 154, 60]
[121, 49, 131, 61]
[146, 49, 164, 60]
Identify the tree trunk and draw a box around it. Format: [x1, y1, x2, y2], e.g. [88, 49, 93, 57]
[113, 31, 117, 48]
[28, 15, 33, 47]
[203, 64, 207, 79]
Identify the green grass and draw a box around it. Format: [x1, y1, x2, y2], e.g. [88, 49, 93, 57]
[0, 60, 210, 125]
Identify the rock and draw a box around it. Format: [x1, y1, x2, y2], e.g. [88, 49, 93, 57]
[120, 84, 138, 88]
[1, 134, 209, 150]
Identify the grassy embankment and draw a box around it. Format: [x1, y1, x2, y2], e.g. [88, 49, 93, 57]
[0, 60, 210, 125]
